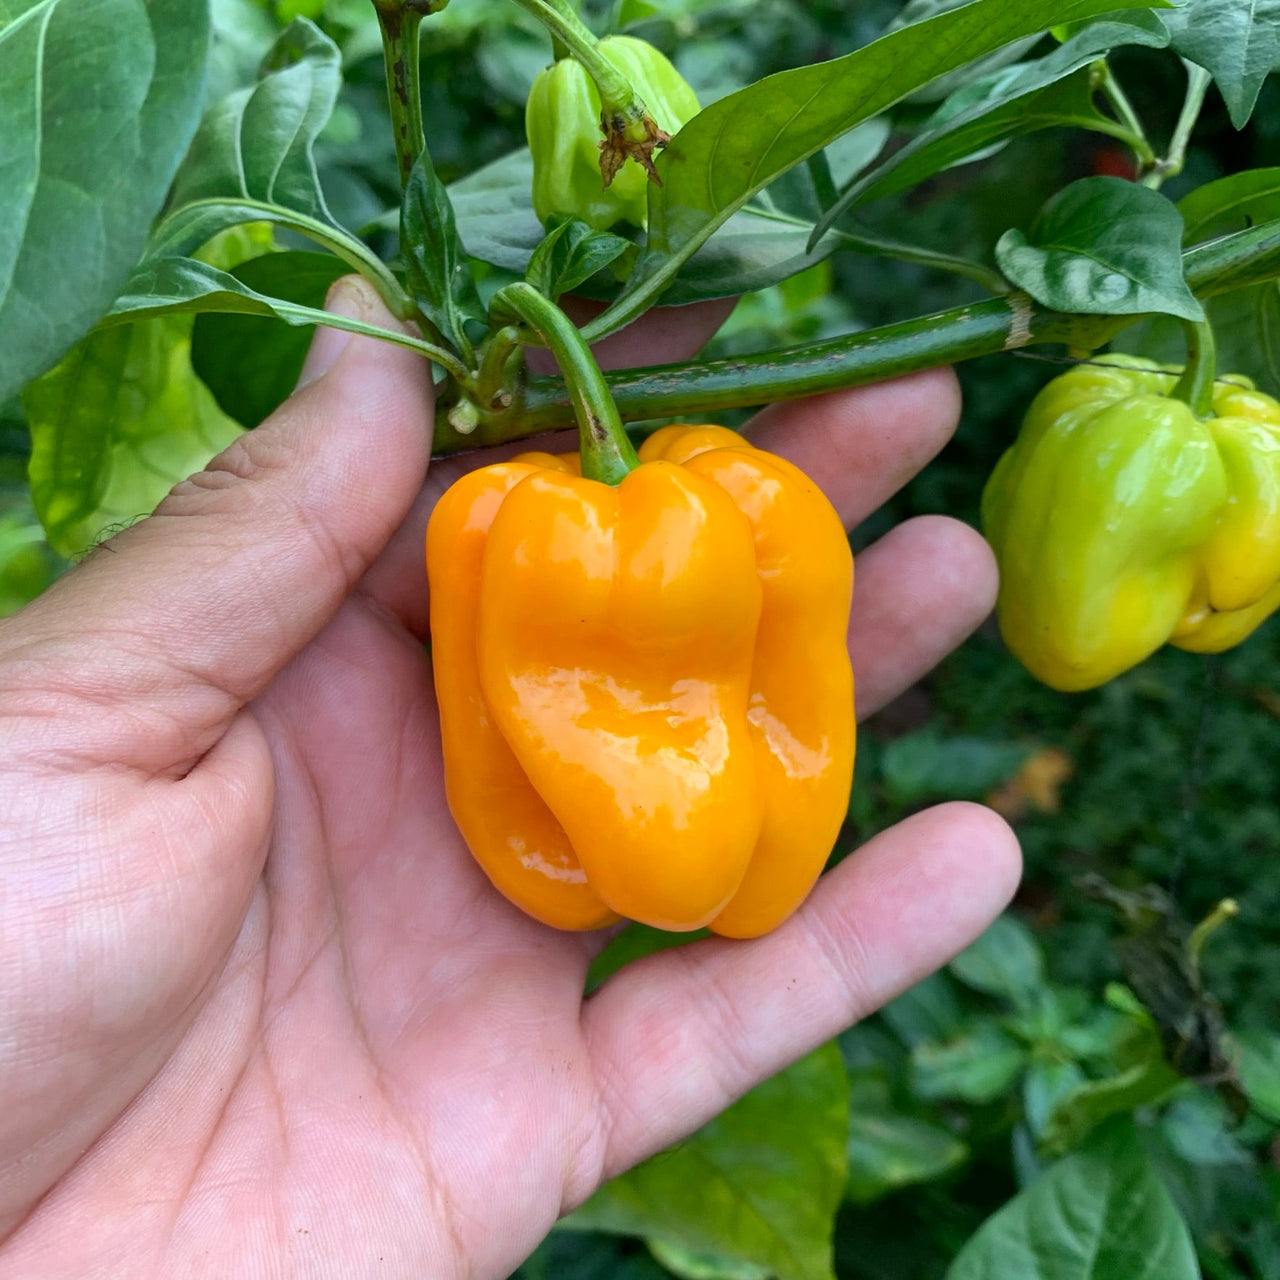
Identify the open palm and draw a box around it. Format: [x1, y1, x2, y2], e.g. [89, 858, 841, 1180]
[0, 281, 1019, 1279]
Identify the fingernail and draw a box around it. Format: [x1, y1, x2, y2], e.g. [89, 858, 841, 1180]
[295, 277, 370, 389]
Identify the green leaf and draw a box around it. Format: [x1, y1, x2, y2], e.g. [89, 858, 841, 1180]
[1038, 1058, 1182, 1158]
[1159, 1091, 1252, 1167]
[881, 729, 1031, 806]
[565, 1046, 849, 1280]
[585, 923, 708, 994]
[167, 19, 341, 229]
[591, 0, 1171, 337]
[949, 915, 1046, 1006]
[1115, 166, 1280, 395]
[1023, 1060, 1088, 1140]
[143, 18, 405, 307]
[526, 218, 633, 301]
[1180, 167, 1280, 244]
[946, 1121, 1199, 1280]
[450, 150, 545, 276]
[911, 1021, 1028, 1104]
[1162, 0, 1280, 129]
[845, 1068, 968, 1204]
[647, 1240, 770, 1280]
[1232, 1030, 1280, 1125]
[191, 251, 350, 428]
[447, 150, 850, 304]
[820, 14, 1169, 222]
[402, 150, 485, 358]
[881, 973, 969, 1048]
[995, 177, 1204, 321]
[0, 0, 210, 402]
[105, 257, 444, 366]
[22, 317, 242, 559]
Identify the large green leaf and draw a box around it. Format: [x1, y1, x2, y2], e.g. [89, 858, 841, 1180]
[823, 14, 1169, 220]
[0, 0, 210, 402]
[147, 16, 396, 294]
[565, 1046, 849, 1280]
[589, 0, 1169, 337]
[22, 317, 242, 558]
[946, 1121, 1199, 1280]
[996, 177, 1203, 320]
[1162, 0, 1280, 129]
[167, 18, 339, 227]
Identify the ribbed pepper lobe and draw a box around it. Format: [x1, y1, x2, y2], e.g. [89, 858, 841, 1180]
[477, 463, 764, 931]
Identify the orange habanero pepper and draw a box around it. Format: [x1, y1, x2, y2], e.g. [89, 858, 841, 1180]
[425, 425, 854, 938]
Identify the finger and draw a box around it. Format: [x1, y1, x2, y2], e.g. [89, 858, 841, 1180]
[850, 516, 998, 719]
[744, 368, 962, 528]
[0, 277, 434, 774]
[580, 802, 1020, 1185]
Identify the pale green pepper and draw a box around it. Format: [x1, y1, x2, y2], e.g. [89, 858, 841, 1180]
[982, 355, 1280, 691]
[525, 36, 700, 232]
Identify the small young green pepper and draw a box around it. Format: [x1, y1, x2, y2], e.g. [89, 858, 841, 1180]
[525, 35, 700, 231]
[982, 355, 1280, 691]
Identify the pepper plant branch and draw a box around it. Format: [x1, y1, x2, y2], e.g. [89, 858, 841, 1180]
[374, 1, 427, 187]
[430, 218, 1280, 454]
[1143, 61, 1213, 190]
[507, 0, 635, 117]
[1096, 61, 1156, 171]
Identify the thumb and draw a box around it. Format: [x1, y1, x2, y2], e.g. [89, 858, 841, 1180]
[0, 276, 435, 773]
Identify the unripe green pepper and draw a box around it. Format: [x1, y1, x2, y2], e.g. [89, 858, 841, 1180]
[525, 36, 699, 232]
[982, 355, 1280, 691]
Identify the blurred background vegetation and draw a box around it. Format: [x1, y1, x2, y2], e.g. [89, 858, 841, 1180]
[3, 0, 1278, 1275]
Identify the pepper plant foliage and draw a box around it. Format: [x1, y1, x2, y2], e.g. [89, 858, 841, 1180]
[3, 0, 1280, 1274]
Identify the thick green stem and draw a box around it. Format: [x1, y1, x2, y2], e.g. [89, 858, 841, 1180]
[1173, 317, 1218, 419]
[429, 219, 1280, 453]
[1143, 61, 1212, 190]
[491, 283, 639, 483]
[375, 3, 426, 187]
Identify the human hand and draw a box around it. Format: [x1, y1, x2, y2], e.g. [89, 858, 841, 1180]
[0, 279, 1019, 1279]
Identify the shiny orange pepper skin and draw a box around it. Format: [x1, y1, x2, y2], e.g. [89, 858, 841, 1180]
[425, 426, 855, 938]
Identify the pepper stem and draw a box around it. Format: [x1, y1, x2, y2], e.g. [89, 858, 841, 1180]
[1172, 317, 1218, 419]
[507, 0, 667, 186]
[373, 1, 427, 188]
[491, 283, 639, 484]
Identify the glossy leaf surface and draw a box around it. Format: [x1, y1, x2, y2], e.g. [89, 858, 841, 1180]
[0, 0, 209, 402]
